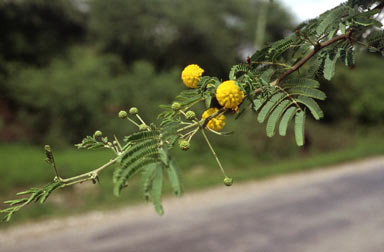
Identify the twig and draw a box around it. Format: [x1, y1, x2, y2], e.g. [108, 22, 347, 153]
[272, 30, 352, 86]
[60, 156, 119, 184]
[201, 129, 227, 177]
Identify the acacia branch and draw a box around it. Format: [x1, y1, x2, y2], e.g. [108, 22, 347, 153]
[272, 30, 352, 86]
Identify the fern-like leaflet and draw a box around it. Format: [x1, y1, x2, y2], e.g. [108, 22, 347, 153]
[253, 78, 325, 146]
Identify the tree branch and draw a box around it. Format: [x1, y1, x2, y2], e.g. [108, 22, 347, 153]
[272, 30, 352, 86]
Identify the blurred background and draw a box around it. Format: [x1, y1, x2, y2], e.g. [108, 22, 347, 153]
[0, 0, 383, 225]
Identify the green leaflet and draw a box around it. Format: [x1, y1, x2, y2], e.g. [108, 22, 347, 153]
[282, 78, 320, 89]
[366, 30, 384, 45]
[158, 89, 203, 120]
[296, 96, 324, 120]
[160, 120, 180, 144]
[344, 47, 355, 67]
[259, 68, 275, 85]
[307, 56, 324, 78]
[152, 166, 164, 215]
[323, 51, 339, 80]
[353, 13, 382, 27]
[316, 5, 349, 35]
[288, 87, 327, 100]
[142, 163, 157, 201]
[250, 47, 270, 62]
[124, 130, 160, 145]
[257, 93, 285, 123]
[39, 182, 63, 203]
[75, 136, 105, 150]
[197, 76, 212, 90]
[253, 98, 264, 111]
[266, 100, 291, 137]
[114, 133, 161, 188]
[1, 181, 63, 221]
[268, 37, 295, 61]
[279, 107, 297, 136]
[159, 147, 169, 166]
[175, 90, 203, 107]
[229, 64, 249, 80]
[114, 157, 158, 196]
[339, 23, 346, 34]
[294, 110, 306, 146]
[116, 140, 157, 167]
[167, 160, 182, 197]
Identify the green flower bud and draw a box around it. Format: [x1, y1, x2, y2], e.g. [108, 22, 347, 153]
[118, 110, 128, 119]
[185, 110, 196, 120]
[179, 140, 190, 151]
[139, 124, 148, 131]
[94, 130, 103, 137]
[129, 107, 139, 115]
[171, 102, 181, 111]
[223, 177, 233, 186]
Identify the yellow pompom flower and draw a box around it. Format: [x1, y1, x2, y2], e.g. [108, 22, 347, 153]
[201, 108, 226, 131]
[181, 64, 204, 88]
[216, 80, 245, 110]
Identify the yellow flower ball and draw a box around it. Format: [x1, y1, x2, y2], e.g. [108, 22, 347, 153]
[181, 64, 204, 88]
[216, 80, 245, 110]
[201, 108, 226, 131]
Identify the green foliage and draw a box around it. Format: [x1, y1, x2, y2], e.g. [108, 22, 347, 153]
[88, 0, 294, 76]
[322, 53, 384, 123]
[316, 5, 350, 35]
[111, 125, 182, 214]
[5, 49, 181, 145]
[0, 181, 63, 222]
[75, 136, 106, 150]
[0, 0, 85, 65]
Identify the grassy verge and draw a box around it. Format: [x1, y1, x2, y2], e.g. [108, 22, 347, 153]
[0, 128, 383, 227]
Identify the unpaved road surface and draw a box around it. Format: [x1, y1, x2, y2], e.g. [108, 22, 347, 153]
[1, 157, 384, 252]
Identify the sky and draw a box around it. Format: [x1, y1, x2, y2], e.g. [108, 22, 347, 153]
[278, 0, 347, 22]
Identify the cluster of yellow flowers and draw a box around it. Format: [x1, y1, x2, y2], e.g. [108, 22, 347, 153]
[181, 64, 244, 131]
[181, 64, 204, 88]
[201, 108, 226, 131]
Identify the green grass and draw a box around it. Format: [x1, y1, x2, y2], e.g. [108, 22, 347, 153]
[0, 126, 383, 227]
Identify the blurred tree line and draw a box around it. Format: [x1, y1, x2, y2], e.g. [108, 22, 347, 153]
[0, 0, 382, 148]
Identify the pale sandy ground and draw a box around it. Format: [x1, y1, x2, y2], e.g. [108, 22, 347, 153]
[0, 156, 383, 252]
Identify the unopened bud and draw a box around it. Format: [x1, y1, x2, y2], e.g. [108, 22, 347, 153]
[185, 111, 196, 120]
[223, 177, 233, 186]
[129, 107, 139, 115]
[118, 110, 128, 119]
[94, 130, 103, 137]
[179, 140, 190, 151]
[171, 102, 181, 111]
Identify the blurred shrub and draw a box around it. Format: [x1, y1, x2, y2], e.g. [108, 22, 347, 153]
[321, 53, 384, 124]
[5, 48, 181, 146]
[0, 0, 85, 66]
[88, 0, 293, 77]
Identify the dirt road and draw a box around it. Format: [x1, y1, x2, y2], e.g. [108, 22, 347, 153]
[1, 157, 383, 252]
